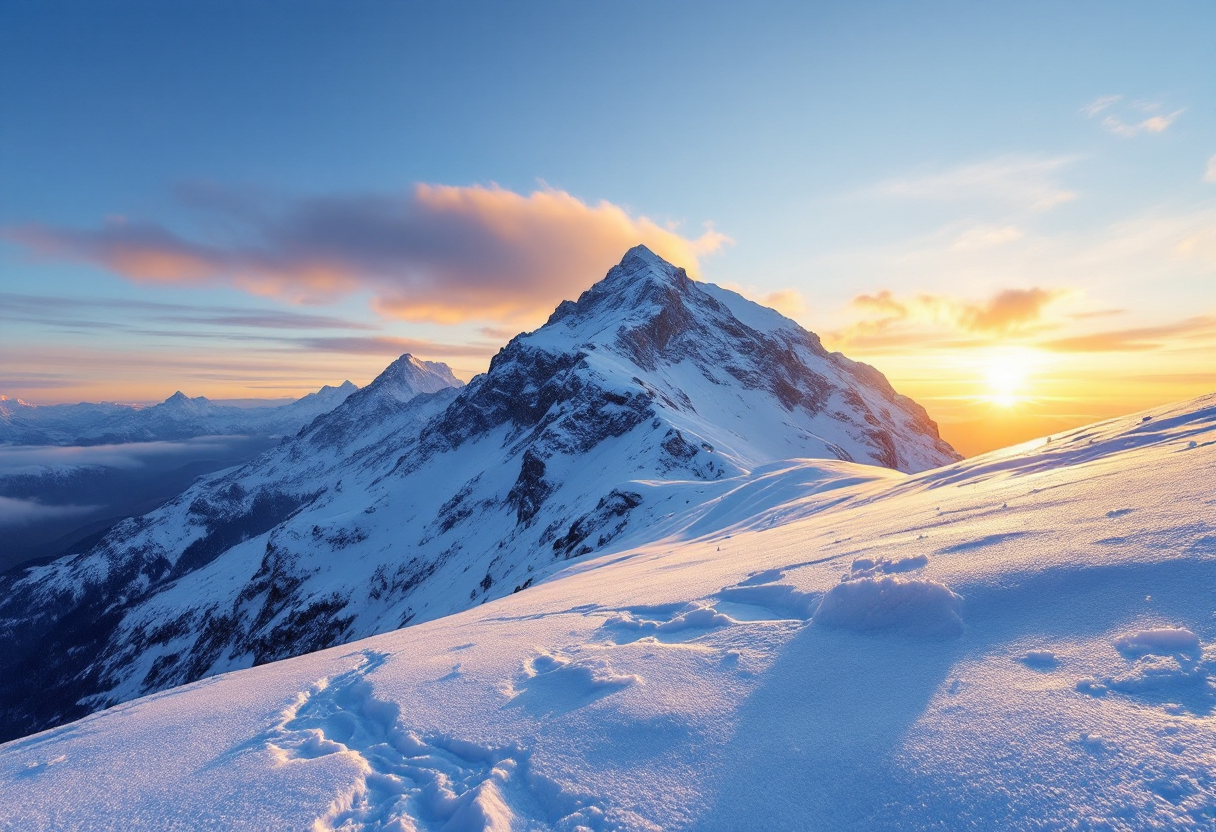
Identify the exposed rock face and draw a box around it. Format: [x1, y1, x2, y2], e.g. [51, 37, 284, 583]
[0, 247, 957, 742]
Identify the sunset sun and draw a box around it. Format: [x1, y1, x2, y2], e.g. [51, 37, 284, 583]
[979, 348, 1046, 408]
[986, 354, 1028, 406]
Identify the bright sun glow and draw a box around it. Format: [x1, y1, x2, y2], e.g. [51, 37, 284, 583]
[985, 352, 1031, 406]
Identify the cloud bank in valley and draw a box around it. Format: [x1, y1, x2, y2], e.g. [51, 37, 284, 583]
[5, 184, 730, 324]
[0, 496, 98, 529]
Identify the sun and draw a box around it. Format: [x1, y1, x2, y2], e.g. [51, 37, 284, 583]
[985, 351, 1031, 407]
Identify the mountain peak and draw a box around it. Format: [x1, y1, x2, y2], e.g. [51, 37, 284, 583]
[605, 245, 689, 290]
[619, 243, 667, 270]
[161, 391, 209, 408]
[366, 354, 464, 401]
[541, 246, 694, 334]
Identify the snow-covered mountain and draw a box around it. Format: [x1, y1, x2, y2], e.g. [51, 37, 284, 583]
[0, 246, 957, 743]
[0, 380, 363, 446]
[2, 392, 1212, 831]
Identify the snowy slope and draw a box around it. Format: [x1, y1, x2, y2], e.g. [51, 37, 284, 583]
[0, 247, 956, 742]
[2, 393, 1212, 831]
[0, 380, 362, 446]
[0, 356, 463, 742]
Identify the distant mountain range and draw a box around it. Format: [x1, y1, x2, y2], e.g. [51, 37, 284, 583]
[0, 380, 373, 446]
[0, 246, 958, 742]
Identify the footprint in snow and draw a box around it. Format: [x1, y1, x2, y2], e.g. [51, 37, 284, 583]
[1075, 628, 1216, 714]
[262, 650, 636, 832]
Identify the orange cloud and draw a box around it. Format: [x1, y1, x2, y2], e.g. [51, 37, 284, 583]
[848, 286, 1065, 339]
[5, 184, 731, 325]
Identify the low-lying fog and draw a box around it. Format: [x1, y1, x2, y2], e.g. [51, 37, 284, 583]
[0, 435, 280, 572]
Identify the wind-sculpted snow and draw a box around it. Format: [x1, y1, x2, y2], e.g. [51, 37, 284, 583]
[2, 392, 1216, 829]
[0, 247, 958, 742]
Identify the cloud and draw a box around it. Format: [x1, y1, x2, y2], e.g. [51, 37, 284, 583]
[869, 156, 1077, 211]
[1082, 95, 1122, 117]
[1206, 155, 1216, 185]
[0, 436, 266, 475]
[1039, 316, 1216, 352]
[717, 283, 808, 318]
[0, 497, 99, 528]
[753, 289, 808, 318]
[950, 225, 1024, 251]
[0, 292, 376, 331]
[292, 335, 497, 358]
[1083, 95, 1184, 137]
[5, 184, 731, 325]
[478, 325, 522, 341]
[831, 286, 1073, 353]
[850, 286, 1065, 335]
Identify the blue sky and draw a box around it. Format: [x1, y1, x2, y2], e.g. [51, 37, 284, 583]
[2, 1, 1214, 453]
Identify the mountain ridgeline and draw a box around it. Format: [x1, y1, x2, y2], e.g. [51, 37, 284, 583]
[0, 381, 362, 446]
[0, 246, 958, 741]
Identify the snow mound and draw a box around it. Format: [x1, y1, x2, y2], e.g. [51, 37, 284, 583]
[849, 554, 929, 577]
[603, 605, 733, 636]
[813, 574, 964, 637]
[511, 650, 642, 715]
[1114, 627, 1202, 657]
[1019, 650, 1059, 669]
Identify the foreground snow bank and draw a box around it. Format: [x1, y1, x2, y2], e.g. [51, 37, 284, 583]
[813, 573, 964, 637]
[2, 394, 1215, 830]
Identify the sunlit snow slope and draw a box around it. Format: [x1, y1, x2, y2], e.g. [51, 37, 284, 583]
[2, 394, 1213, 831]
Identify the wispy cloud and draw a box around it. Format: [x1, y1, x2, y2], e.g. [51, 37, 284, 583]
[0, 496, 99, 528]
[5, 184, 731, 325]
[1082, 94, 1184, 137]
[1205, 154, 1216, 184]
[869, 155, 1078, 211]
[292, 335, 496, 358]
[716, 283, 808, 318]
[1081, 95, 1122, 118]
[0, 293, 377, 331]
[949, 224, 1024, 251]
[848, 286, 1066, 338]
[835, 282, 1216, 358]
[1040, 316, 1216, 352]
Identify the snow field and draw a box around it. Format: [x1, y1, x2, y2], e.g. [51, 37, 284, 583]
[1, 394, 1214, 830]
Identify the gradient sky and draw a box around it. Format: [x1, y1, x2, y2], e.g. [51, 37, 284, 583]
[2, 1, 1214, 456]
